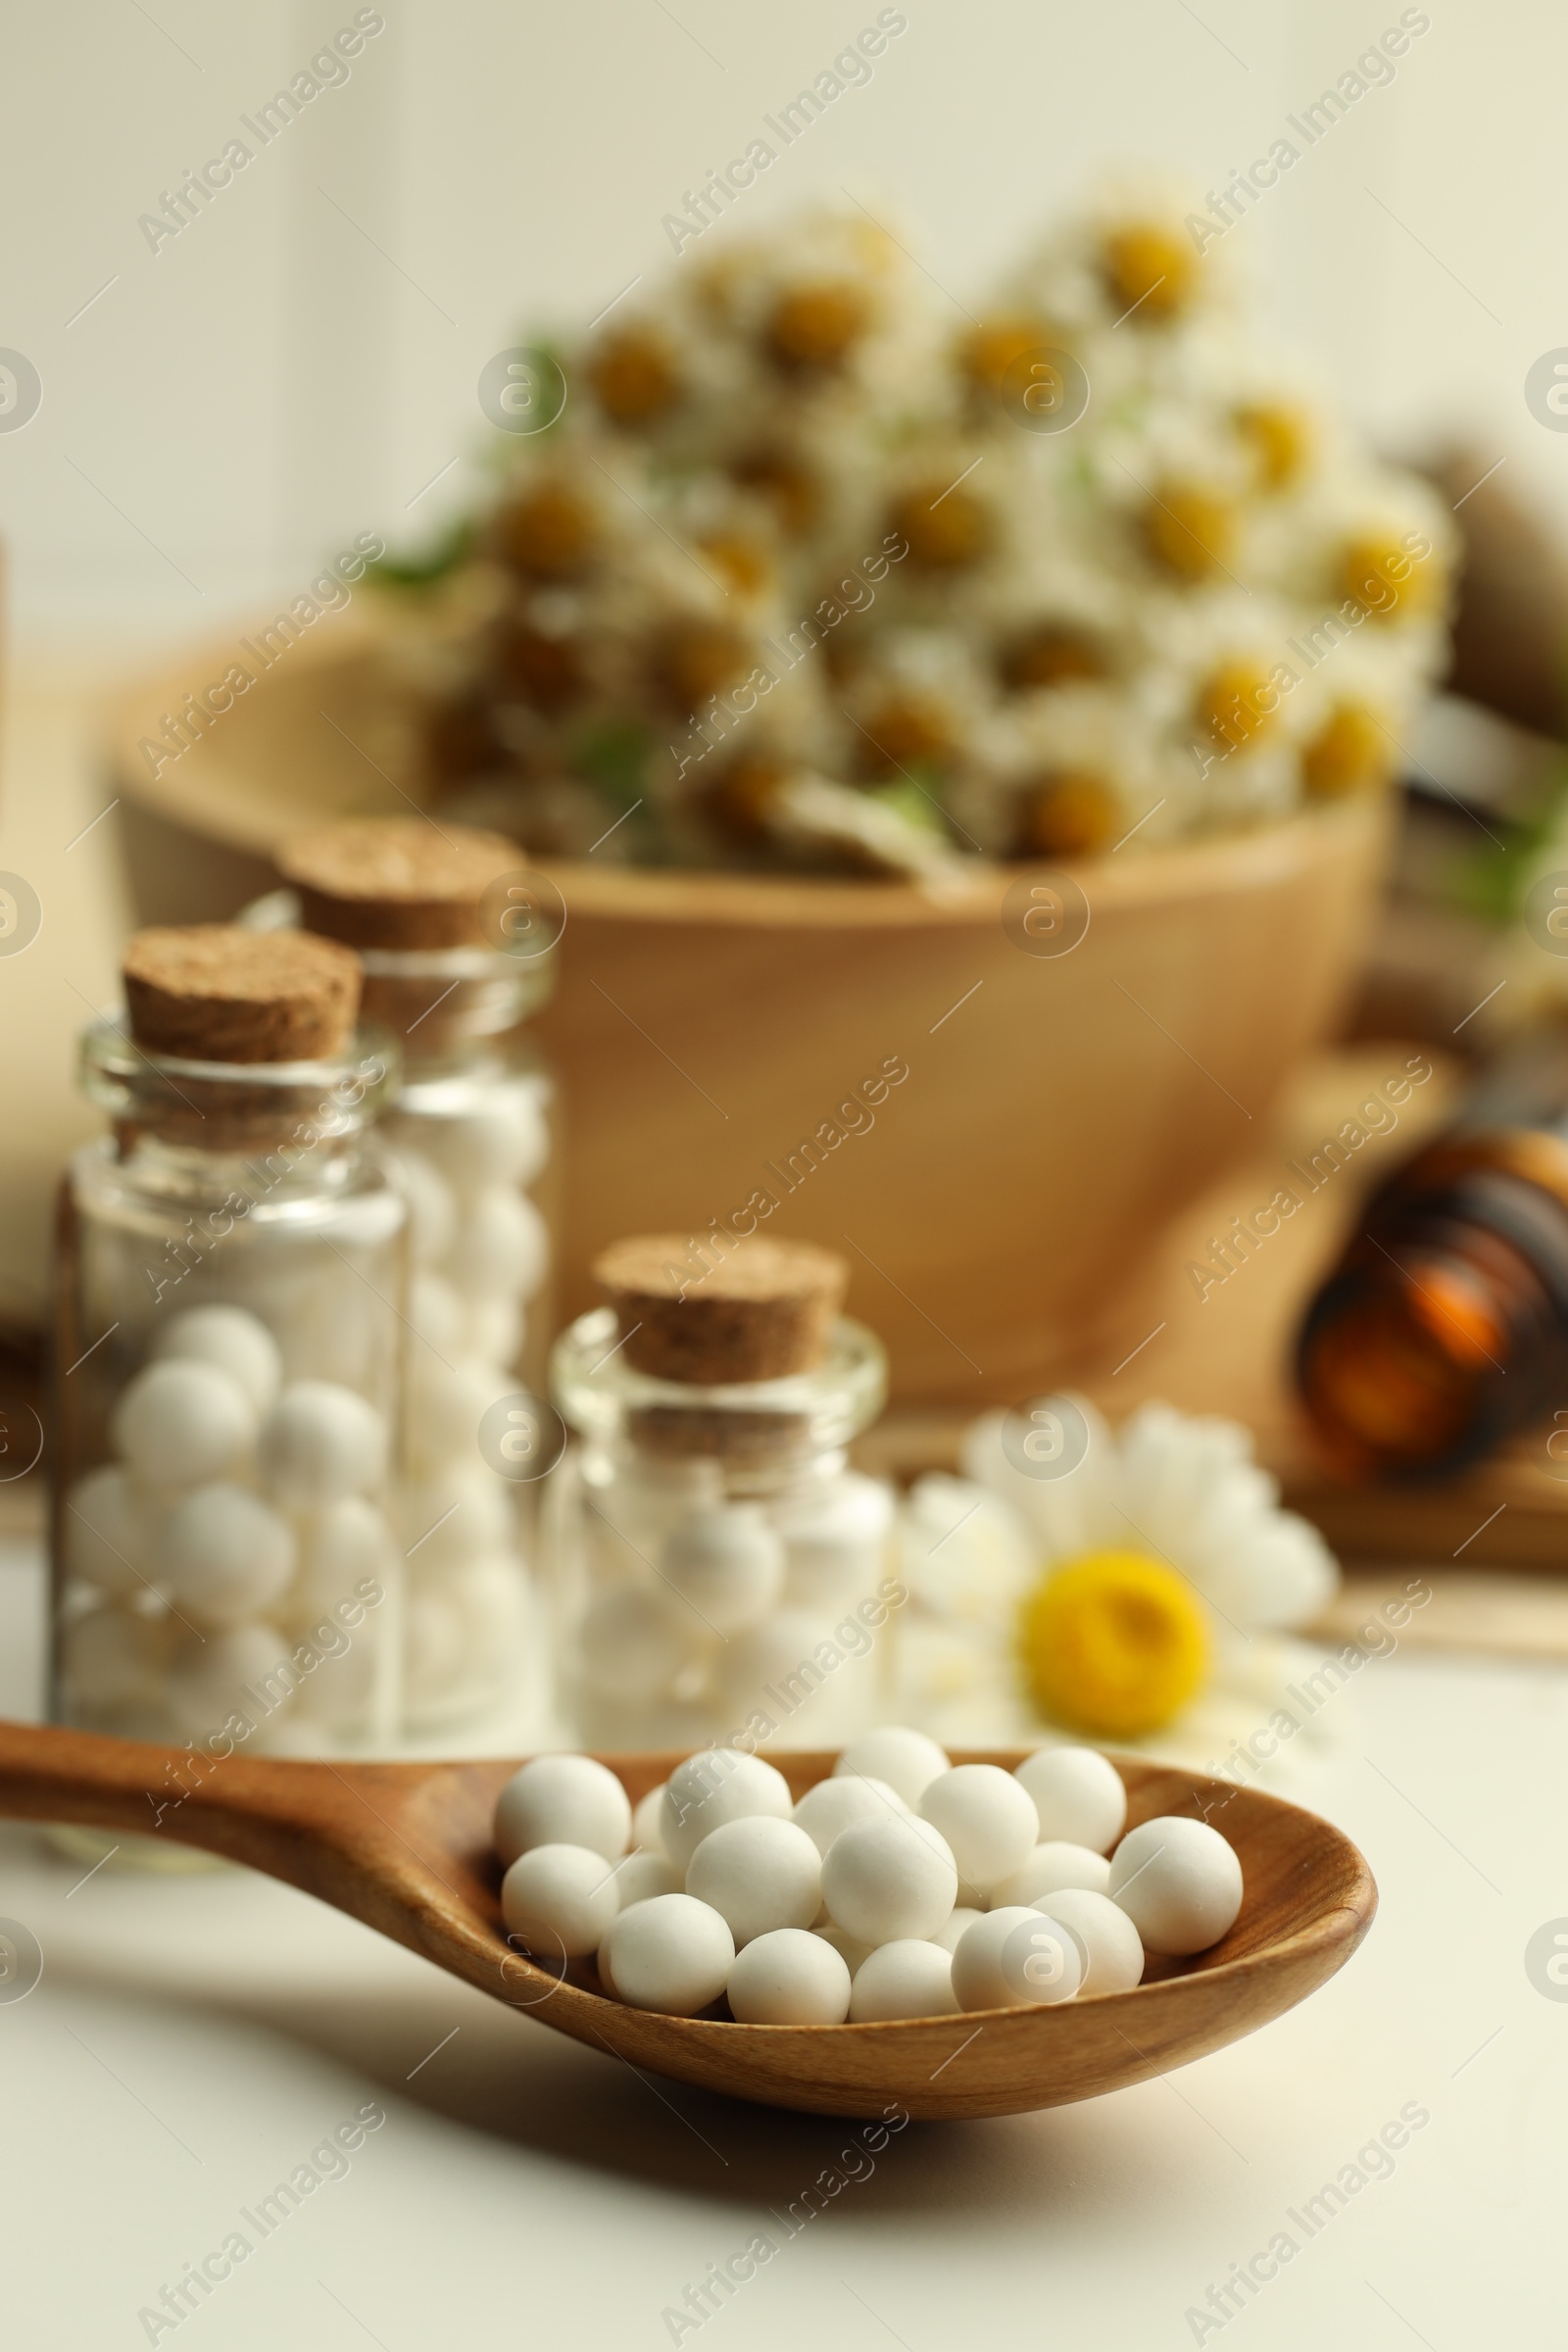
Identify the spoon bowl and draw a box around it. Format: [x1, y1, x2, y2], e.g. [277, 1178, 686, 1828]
[0, 1725, 1374, 2120]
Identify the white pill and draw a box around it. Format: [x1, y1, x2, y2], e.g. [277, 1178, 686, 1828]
[150, 1304, 282, 1415]
[400, 1470, 512, 1570]
[710, 1609, 854, 1723]
[579, 1585, 697, 1705]
[729, 1928, 852, 2025]
[394, 1147, 457, 1268]
[632, 1784, 669, 1854]
[1015, 1745, 1128, 1854]
[448, 1552, 528, 1652]
[291, 1623, 382, 1730]
[407, 1355, 511, 1474]
[833, 1727, 951, 1807]
[774, 1473, 894, 1607]
[295, 1496, 392, 1616]
[952, 1906, 1066, 2011]
[113, 1359, 255, 1488]
[448, 1186, 549, 1300]
[259, 1382, 386, 1509]
[601, 1893, 734, 2015]
[153, 1483, 295, 1629]
[410, 1273, 465, 1354]
[465, 1294, 524, 1369]
[820, 1814, 957, 1947]
[403, 1589, 470, 1714]
[425, 1097, 549, 1190]
[931, 1906, 983, 1955]
[793, 1774, 910, 1855]
[495, 1753, 631, 1866]
[687, 1817, 822, 1946]
[1042, 1887, 1145, 1994]
[996, 1910, 1086, 2007]
[501, 1842, 619, 1959]
[989, 1841, 1111, 1909]
[610, 1850, 681, 1908]
[813, 1921, 875, 1974]
[64, 1465, 155, 1599]
[60, 1606, 170, 1712]
[1109, 1816, 1244, 1955]
[919, 1764, 1039, 1892]
[661, 1750, 794, 1871]
[661, 1505, 785, 1636]
[165, 1622, 294, 1738]
[850, 1938, 959, 2022]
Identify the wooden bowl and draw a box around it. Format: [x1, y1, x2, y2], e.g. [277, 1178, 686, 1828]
[110, 624, 1393, 1400]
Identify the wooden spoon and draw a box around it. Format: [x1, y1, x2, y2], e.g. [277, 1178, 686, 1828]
[0, 1723, 1375, 2121]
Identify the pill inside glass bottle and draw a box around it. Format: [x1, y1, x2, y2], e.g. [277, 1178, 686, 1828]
[52, 925, 408, 1790]
[264, 818, 559, 1741]
[547, 1234, 898, 1751]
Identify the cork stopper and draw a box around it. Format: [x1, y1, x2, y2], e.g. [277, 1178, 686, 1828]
[594, 1234, 849, 1385]
[123, 926, 362, 1063]
[276, 817, 521, 951]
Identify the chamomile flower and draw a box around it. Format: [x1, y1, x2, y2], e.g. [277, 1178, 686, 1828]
[895, 1396, 1344, 1786]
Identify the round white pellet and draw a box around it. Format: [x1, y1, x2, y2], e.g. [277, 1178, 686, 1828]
[793, 1774, 909, 1857]
[820, 1814, 957, 1948]
[710, 1609, 852, 1724]
[153, 1483, 295, 1629]
[832, 1727, 951, 1808]
[601, 1893, 734, 2015]
[291, 1624, 381, 1730]
[64, 1465, 155, 1599]
[501, 1842, 620, 1959]
[165, 1622, 293, 1739]
[773, 1474, 894, 1608]
[113, 1359, 255, 1489]
[728, 1928, 852, 2025]
[447, 1186, 549, 1300]
[661, 1505, 785, 1637]
[424, 1097, 549, 1190]
[1015, 1746, 1127, 1855]
[410, 1274, 465, 1354]
[989, 1841, 1111, 1910]
[687, 1816, 822, 1947]
[407, 1355, 511, 1474]
[150, 1304, 282, 1415]
[610, 1851, 681, 1908]
[632, 1784, 668, 1855]
[814, 1921, 875, 1974]
[849, 1938, 960, 2022]
[60, 1606, 169, 1712]
[952, 1906, 1065, 2012]
[919, 1764, 1040, 1892]
[403, 1590, 470, 1714]
[1109, 1817, 1244, 1955]
[996, 1910, 1086, 2007]
[1042, 1887, 1145, 1995]
[931, 1906, 983, 1955]
[579, 1585, 697, 1706]
[661, 1750, 793, 1872]
[495, 1753, 631, 1867]
[400, 1470, 512, 1571]
[295, 1496, 392, 1616]
[259, 1382, 386, 1509]
[394, 1147, 457, 1269]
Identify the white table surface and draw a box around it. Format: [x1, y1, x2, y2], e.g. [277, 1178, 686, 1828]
[2, 1537, 1563, 2352]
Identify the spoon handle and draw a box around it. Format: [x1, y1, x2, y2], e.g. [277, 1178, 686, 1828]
[0, 1717, 317, 1873]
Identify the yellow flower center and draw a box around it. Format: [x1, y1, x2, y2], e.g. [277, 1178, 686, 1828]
[1198, 659, 1279, 753]
[1014, 769, 1120, 858]
[1018, 1549, 1209, 1738]
[1302, 703, 1395, 798]
[1144, 480, 1238, 581]
[1235, 402, 1313, 492]
[1337, 532, 1443, 622]
[1101, 223, 1197, 320]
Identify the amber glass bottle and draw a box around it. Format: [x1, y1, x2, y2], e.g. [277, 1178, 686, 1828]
[1298, 1037, 1568, 1477]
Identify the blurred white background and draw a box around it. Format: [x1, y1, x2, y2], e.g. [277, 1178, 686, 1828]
[2, 0, 1564, 640]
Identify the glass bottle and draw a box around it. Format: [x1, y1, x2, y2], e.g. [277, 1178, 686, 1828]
[1298, 1033, 1568, 1477]
[252, 823, 560, 1742]
[52, 1006, 407, 1781]
[546, 1254, 898, 1751]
